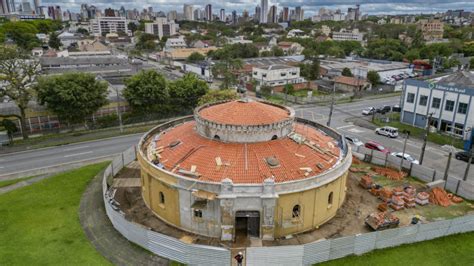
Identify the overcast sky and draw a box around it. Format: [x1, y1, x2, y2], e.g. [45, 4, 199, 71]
[40, 0, 474, 16]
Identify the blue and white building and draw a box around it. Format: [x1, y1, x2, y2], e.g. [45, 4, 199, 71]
[400, 71, 474, 149]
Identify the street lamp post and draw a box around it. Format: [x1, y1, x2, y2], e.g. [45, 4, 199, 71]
[463, 147, 473, 181]
[114, 86, 124, 134]
[400, 130, 410, 171]
[419, 112, 434, 165]
[327, 81, 336, 127]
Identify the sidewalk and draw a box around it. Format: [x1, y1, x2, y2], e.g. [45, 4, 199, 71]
[79, 172, 168, 266]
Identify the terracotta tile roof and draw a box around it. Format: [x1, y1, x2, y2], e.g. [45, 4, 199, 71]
[334, 76, 368, 86]
[153, 121, 341, 184]
[198, 101, 290, 126]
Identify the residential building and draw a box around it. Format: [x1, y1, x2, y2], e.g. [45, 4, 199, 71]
[267, 5, 277, 24]
[57, 31, 81, 47]
[331, 28, 364, 42]
[260, 0, 268, 24]
[183, 4, 193, 21]
[417, 19, 444, 41]
[321, 25, 331, 36]
[277, 41, 304, 55]
[0, 0, 16, 14]
[282, 7, 289, 22]
[204, 4, 212, 21]
[90, 16, 128, 36]
[167, 10, 177, 21]
[254, 5, 261, 22]
[401, 71, 474, 138]
[334, 76, 370, 93]
[287, 29, 309, 38]
[145, 17, 177, 39]
[159, 47, 217, 61]
[252, 65, 305, 87]
[218, 8, 225, 22]
[165, 36, 187, 49]
[295, 6, 304, 21]
[226, 36, 253, 44]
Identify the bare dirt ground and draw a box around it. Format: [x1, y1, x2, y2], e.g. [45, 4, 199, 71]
[113, 161, 474, 247]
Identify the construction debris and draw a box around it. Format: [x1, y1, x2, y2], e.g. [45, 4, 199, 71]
[378, 188, 393, 202]
[389, 195, 405, 211]
[429, 187, 451, 207]
[359, 175, 373, 189]
[372, 166, 407, 180]
[448, 193, 464, 203]
[416, 192, 430, 206]
[365, 212, 400, 231]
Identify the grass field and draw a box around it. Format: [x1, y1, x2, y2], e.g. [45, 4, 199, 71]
[321, 231, 474, 266]
[0, 163, 111, 265]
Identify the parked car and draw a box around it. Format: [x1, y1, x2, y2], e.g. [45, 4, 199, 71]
[392, 104, 401, 112]
[362, 107, 376, 115]
[455, 151, 474, 163]
[365, 140, 391, 154]
[391, 152, 420, 164]
[345, 136, 364, 147]
[376, 105, 392, 114]
[375, 126, 399, 138]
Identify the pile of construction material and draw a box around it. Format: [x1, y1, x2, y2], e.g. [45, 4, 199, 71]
[365, 212, 400, 231]
[372, 166, 407, 181]
[429, 187, 464, 207]
[359, 175, 373, 189]
[416, 192, 430, 206]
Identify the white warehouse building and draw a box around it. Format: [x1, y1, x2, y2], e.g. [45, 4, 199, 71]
[400, 71, 474, 137]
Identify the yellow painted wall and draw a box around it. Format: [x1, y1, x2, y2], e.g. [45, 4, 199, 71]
[139, 153, 181, 227]
[274, 171, 348, 238]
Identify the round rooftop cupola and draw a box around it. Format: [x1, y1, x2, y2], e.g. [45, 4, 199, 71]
[194, 99, 295, 143]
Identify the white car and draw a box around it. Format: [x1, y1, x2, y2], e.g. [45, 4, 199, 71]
[362, 107, 376, 115]
[344, 136, 364, 147]
[375, 126, 399, 138]
[391, 152, 420, 164]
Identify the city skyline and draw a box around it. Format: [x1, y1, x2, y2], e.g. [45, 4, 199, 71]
[38, 0, 474, 16]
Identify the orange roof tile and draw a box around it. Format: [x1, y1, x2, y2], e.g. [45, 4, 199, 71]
[153, 121, 341, 184]
[198, 101, 290, 126]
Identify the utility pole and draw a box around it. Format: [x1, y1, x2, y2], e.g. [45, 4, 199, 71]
[419, 112, 434, 165]
[400, 130, 410, 171]
[327, 81, 336, 127]
[464, 148, 473, 181]
[444, 148, 453, 181]
[115, 86, 124, 133]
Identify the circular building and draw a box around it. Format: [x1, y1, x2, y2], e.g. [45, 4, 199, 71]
[138, 99, 351, 241]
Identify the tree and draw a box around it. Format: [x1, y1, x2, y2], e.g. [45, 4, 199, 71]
[169, 73, 209, 112]
[135, 32, 158, 51]
[123, 70, 169, 114]
[212, 57, 243, 89]
[187, 52, 205, 62]
[470, 58, 474, 70]
[198, 89, 238, 106]
[0, 119, 17, 143]
[367, 71, 380, 86]
[342, 67, 353, 77]
[271, 46, 284, 56]
[284, 84, 295, 95]
[128, 22, 138, 34]
[35, 73, 108, 127]
[0, 21, 41, 50]
[77, 28, 89, 36]
[48, 32, 61, 49]
[0, 46, 41, 139]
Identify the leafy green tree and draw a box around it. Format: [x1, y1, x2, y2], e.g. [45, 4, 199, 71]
[470, 58, 474, 70]
[48, 32, 61, 49]
[272, 46, 284, 56]
[0, 21, 41, 50]
[367, 71, 380, 86]
[342, 67, 353, 77]
[0, 119, 17, 142]
[405, 49, 420, 62]
[212, 57, 243, 89]
[169, 73, 209, 111]
[135, 32, 158, 51]
[123, 70, 169, 114]
[284, 84, 295, 95]
[0, 46, 41, 139]
[77, 28, 89, 35]
[128, 22, 138, 34]
[198, 89, 238, 106]
[187, 52, 206, 62]
[35, 73, 108, 127]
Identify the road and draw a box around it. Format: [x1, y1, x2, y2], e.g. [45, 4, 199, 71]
[294, 96, 472, 181]
[0, 96, 471, 181]
[0, 134, 142, 177]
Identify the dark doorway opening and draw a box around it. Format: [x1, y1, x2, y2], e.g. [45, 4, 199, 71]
[235, 211, 260, 239]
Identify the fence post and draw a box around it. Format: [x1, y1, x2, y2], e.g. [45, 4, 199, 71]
[432, 170, 436, 182]
[384, 153, 389, 167]
[408, 162, 413, 176]
[455, 179, 461, 194]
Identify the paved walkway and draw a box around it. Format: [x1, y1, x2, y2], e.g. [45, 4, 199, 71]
[0, 174, 50, 195]
[79, 172, 169, 266]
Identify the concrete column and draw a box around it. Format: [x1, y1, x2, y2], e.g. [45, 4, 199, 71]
[219, 178, 235, 241]
[261, 178, 278, 240]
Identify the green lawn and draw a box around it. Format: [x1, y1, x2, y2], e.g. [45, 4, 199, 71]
[0, 175, 36, 188]
[0, 163, 111, 265]
[320, 231, 474, 266]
